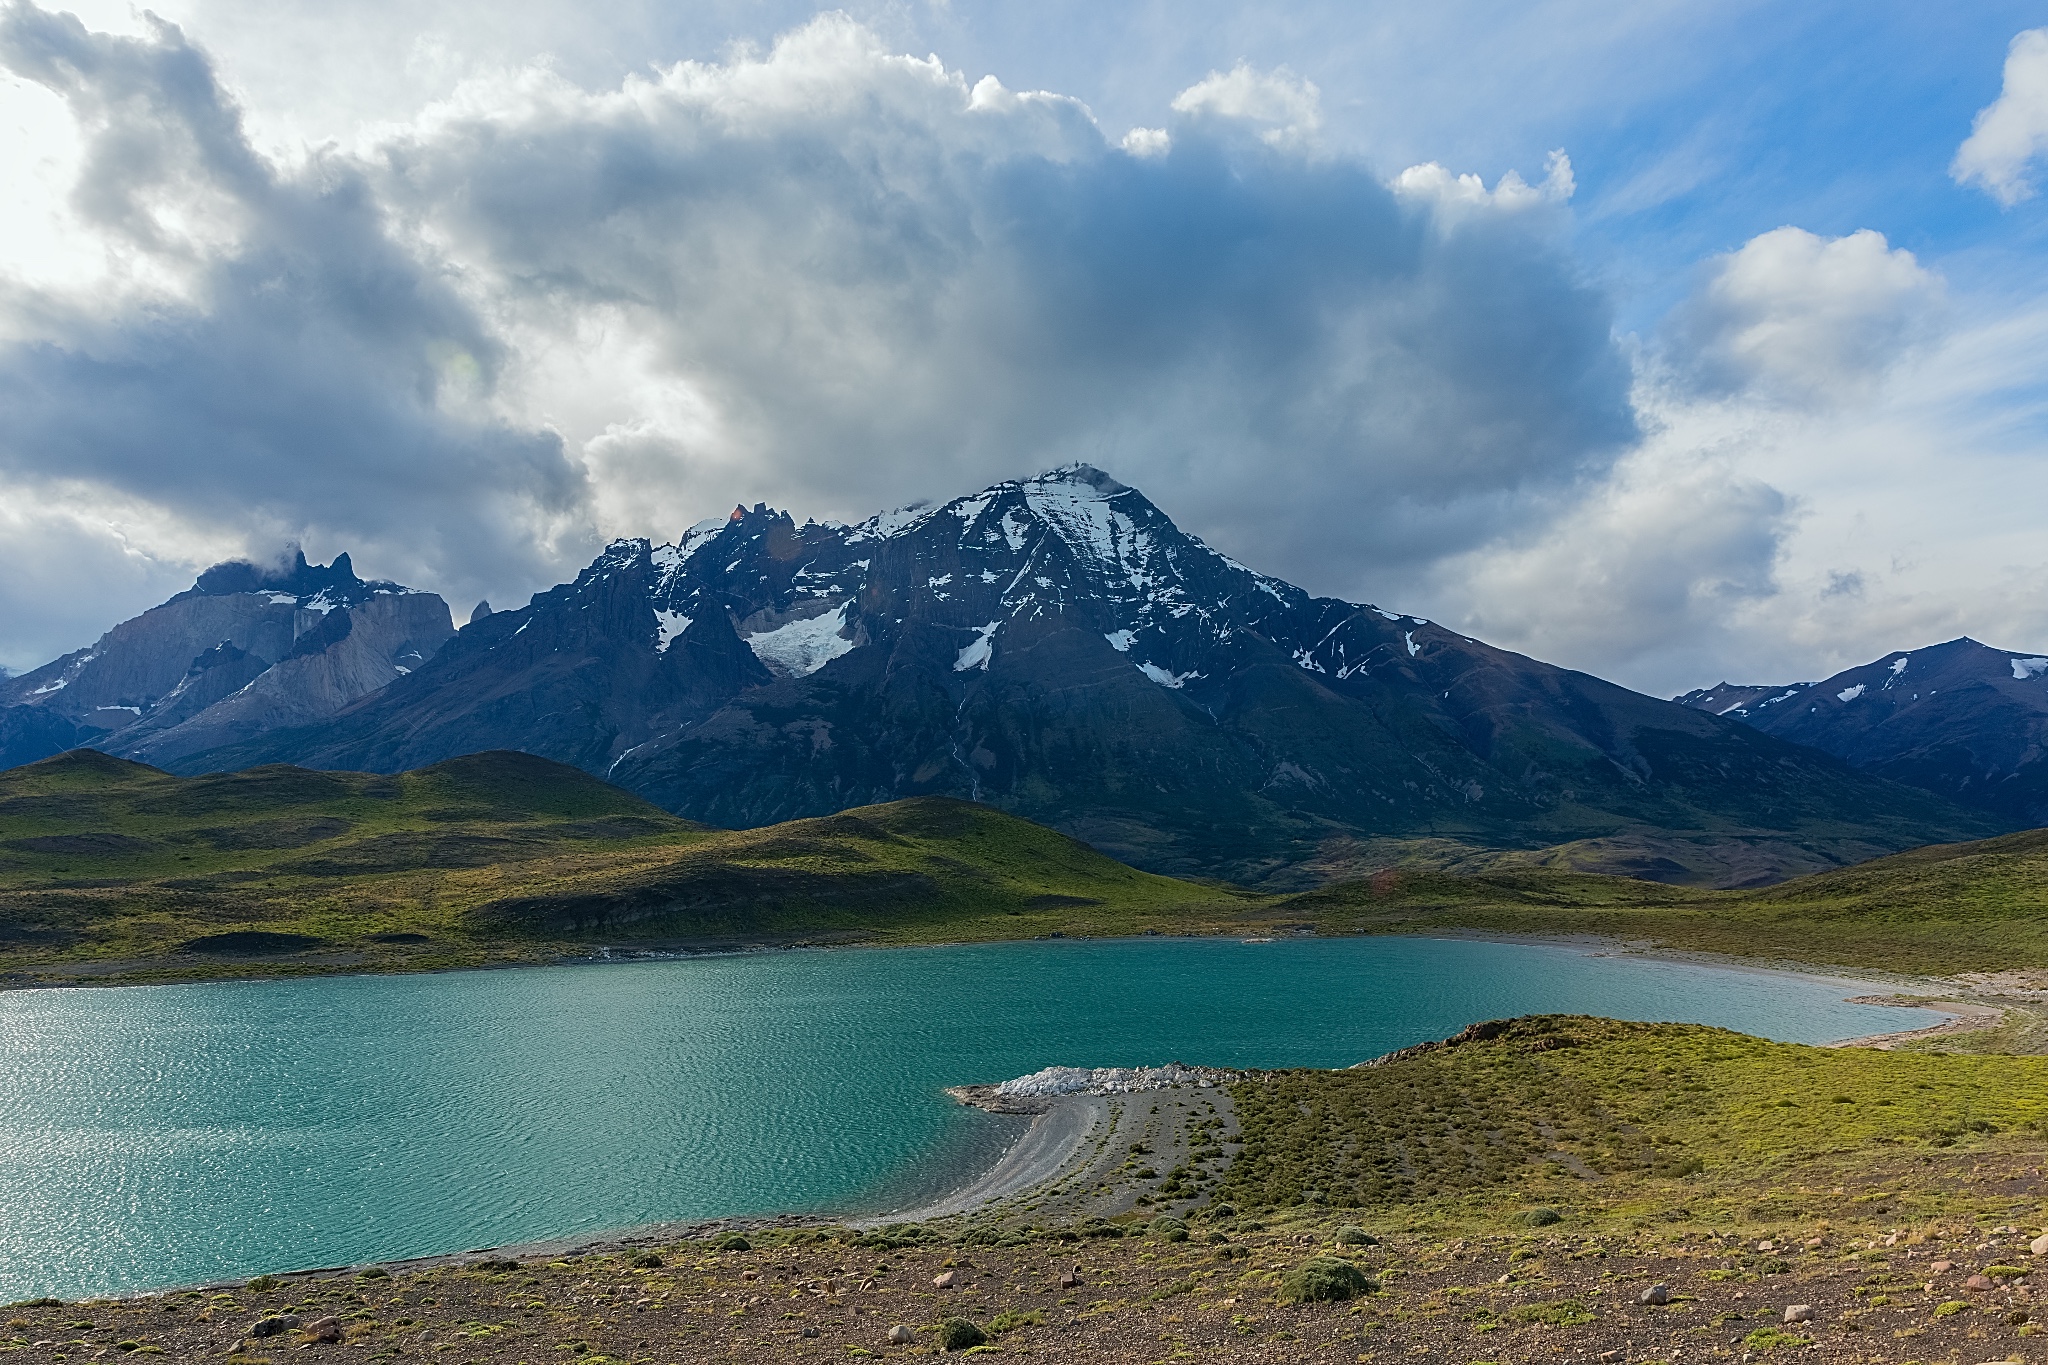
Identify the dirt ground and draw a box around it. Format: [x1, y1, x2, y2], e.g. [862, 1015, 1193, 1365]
[8, 1147, 2047, 1365]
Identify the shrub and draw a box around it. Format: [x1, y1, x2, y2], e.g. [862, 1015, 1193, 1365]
[1519, 1207, 1563, 1227]
[629, 1252, 664, 1269]
[716, 1234, 752, 1252]
[244, 1277, 279, 1293]
[1743, 1327, 1812, 1351]
[357, 1267, 389, 1280]
[935, 1317, 987, 1351]
[988, 1309, 1043, 1334]
[1278, 1257, 1377, 1304]
[1333, 1225, 1376, 1246]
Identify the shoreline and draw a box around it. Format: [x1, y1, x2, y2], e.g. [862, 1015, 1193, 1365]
[6, 938, 2020, 1306]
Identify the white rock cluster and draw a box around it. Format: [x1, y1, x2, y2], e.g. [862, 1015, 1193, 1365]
[994, 1062, 1225, 1097]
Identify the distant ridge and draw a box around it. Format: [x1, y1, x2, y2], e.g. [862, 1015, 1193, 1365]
[0, 550, 453, 771]
[1676, 637, 2048, 826]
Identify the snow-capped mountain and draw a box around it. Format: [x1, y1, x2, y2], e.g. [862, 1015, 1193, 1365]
[0, 551, 454, 769]
[182, 466, 1996, 886]
[1675, 637, 2048, 825]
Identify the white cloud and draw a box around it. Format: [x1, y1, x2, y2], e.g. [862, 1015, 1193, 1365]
[0, 7, 1640, 665]
[1392, 149, 1574, 213]
[1954, 28, 2048, 206]
[1169, 61, 1319, 147]
[1663, 227, 1945, 409]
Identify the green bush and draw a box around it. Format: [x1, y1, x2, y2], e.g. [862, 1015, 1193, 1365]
[1278, 1257, 1378, 1304]
[988, 1309, 1043, 1334]
[1520, 1207, 1563, 1227]
[1333, 1225, 1376, 1246]
[936, 1317, 987, 1351]
[357, 1266, 389, 1280]
[243, 1276, 278, 1293]
[716, 1234, 752, 1252]
[629, 1252, 664, 1269]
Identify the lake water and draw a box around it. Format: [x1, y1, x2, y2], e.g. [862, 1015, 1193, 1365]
[0, 936, 1934, 1300]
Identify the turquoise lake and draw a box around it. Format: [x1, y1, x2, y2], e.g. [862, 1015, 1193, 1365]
[0, 936, 1936, 1300]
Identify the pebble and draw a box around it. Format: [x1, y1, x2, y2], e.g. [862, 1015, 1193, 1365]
[1756, 1240, 1775, 1252]
[1966, 1274, 1996, 1291]
[1783, 1305, 1814, 1324]
[933, 1270, 958, 1289]
[2032, 1234, 2048, 1257]
[1637, 1284, 1670, 1306]
[1932, 1260, 1955, 1273]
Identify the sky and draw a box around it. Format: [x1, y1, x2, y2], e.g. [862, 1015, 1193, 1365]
[3, 0, 2048, 698]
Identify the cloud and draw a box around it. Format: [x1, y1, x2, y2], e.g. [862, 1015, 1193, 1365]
[372, 18, 1633, 598]
[1425, 425, 1795, 694]
[1168, 61, 1320, 147]
[1954, 28, 2048, 206]
[0, 6, 1635, 667]
[0, 1, 589, 640]
[1661, 227, 1945, 409]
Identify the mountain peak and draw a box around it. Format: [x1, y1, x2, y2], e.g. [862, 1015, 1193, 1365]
[1028, 463, 1130, 497]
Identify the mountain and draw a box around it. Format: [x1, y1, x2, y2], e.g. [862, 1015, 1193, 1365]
[174, 466, 2000, 887]
[0, 551, 454, 770]
[1674, 637, 2048, 827]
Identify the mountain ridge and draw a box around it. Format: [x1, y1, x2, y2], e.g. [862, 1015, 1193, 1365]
[166, 466, 2003, 886]
[1674, 636, 2048, 827]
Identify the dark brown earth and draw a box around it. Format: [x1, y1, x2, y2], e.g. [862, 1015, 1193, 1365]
[8, 1149, 2046, 1365]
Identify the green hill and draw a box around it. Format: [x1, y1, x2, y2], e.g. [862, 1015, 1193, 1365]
[1282, 828, 2048, 975]
[0, 750, 1248, 984]
[1220, 1014, 2048, 1225]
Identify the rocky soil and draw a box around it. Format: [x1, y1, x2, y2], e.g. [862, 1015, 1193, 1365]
[8, 1148, 2046, 1365]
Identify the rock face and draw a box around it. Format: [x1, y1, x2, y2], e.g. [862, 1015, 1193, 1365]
[1675, 637, 2048, 826]
[169, 467, 1999, 885]
[0, 551, 453, 770]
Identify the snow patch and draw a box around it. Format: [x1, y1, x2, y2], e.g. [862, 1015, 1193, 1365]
[653, 518, 727, 573]
[1837, 684, 1866, 702]
[2013, 657, 2048, 680]
[1375, 608, 1401, 622]
[652, 609, 692, 653]
[746, 604, 855, 677]
[29, 677, 68, 695]
[1890, 656, 1910, 674]
[955, 621, 1000, 672]
[1138, 661, 1197, 689]
[1405, 631, 1420, 658]
[1104, 629, 1135, 652]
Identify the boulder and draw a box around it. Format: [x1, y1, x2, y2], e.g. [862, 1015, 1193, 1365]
[302, 1316, 343, 1344]
[2032, 1234, 2048, 1257]
[1966, 1274, 1996, 1291]
[932, 1270, 958, 1289]
[249, 1315, 299, 1338]
[1932, 1260, 1955, 1273]
[1637, 1284, 1670, 1306]
[887, 1325, 916, 1344]
[1783, 1305, 1814, 1324]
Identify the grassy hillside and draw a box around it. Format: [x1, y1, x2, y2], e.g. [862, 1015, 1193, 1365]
[1220, 1014, 2048, 1224]
[1281, 831, 2048, 975]
[0, 750, 1249, 984]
